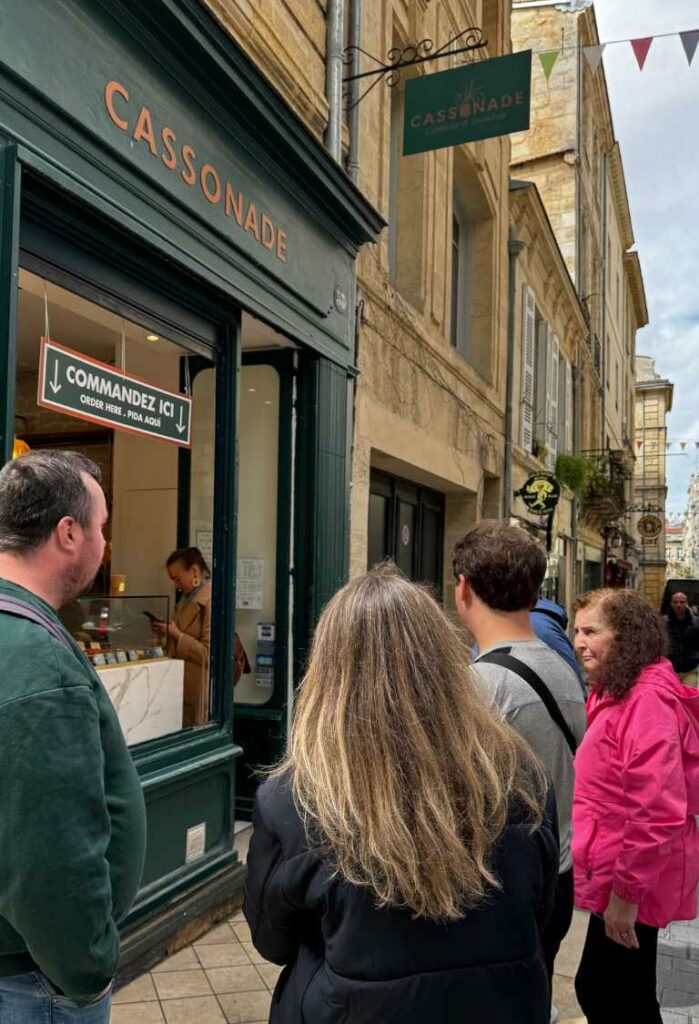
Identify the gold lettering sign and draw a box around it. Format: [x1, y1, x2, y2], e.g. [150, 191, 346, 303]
[104, 80, 288, 263]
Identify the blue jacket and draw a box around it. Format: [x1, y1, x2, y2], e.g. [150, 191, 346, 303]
[531, 599, 586, 697]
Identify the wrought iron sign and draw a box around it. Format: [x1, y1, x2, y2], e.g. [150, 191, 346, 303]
[342, 28, 488, 109]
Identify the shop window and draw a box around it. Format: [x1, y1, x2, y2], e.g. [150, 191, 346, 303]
[16, 270, 217, 744]
[367, 469, 444, 597]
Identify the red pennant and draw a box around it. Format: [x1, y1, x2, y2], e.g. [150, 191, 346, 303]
[636, 440, 644, 449]
[630, 37, 654, 69]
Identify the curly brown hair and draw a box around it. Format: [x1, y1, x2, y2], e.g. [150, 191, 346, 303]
[574, 588, 668, 700]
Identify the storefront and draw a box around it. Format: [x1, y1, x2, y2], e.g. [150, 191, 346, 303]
[0, 0, 382, 967]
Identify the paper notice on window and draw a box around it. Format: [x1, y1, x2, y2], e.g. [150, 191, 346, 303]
[236, 558, 264, 610]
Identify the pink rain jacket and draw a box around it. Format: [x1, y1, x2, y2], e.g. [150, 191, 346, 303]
[572, 657, 699, 927]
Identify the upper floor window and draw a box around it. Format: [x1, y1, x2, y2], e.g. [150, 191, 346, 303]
[450, 187, 472, 358]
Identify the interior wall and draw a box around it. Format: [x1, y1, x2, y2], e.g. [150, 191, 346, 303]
[110, 341, 179, 599]
[234, 364, 280, 706]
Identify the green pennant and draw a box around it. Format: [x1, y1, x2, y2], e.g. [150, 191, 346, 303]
[539, 49, 561, 82]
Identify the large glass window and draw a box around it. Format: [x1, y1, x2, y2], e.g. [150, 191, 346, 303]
[16, 270, 217, 743]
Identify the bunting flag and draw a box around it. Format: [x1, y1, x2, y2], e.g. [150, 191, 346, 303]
[539, 50, 561, 81]
[637, 440, 644, 449]
[681, 441, 688, 450]
[630, 36, 654, 70]
[529, 27, 699, 82]
[667, 442, 673, 450]
[680, 29, 699, 65]
[584, 44, 606, 72]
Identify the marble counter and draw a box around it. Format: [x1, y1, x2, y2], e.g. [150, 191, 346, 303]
[98, 658, 184, 745]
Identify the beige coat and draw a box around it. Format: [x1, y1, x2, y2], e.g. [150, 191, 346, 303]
[168, 581, 211, 727]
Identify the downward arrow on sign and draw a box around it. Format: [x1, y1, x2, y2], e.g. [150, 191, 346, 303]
[49, 362, 62, 395]
[176, 407, 186, 434]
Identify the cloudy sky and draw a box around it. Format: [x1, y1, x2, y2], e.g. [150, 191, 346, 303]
[594, 0, 699, 515]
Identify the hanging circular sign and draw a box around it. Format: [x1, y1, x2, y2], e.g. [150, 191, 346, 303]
[520, 473, 560, 515]
[637, 514, 663, 540]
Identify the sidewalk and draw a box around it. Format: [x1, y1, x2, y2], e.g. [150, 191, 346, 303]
[110, 825, 696, 1024]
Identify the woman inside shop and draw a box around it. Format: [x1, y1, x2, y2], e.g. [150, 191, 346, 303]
[155, 547, 211, 728]
[572, 589, 699, 1024]
[244, 564, 558, 1023]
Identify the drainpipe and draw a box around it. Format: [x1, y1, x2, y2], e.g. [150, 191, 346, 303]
[503, 230, 525, 521]
[325, 0, 345, 162]
[600, 148, 609, 449]
[346, 0, 362, 182]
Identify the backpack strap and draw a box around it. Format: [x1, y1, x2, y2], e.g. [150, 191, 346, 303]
[0, 596, 73, 652]
[477, 647, 578, 756]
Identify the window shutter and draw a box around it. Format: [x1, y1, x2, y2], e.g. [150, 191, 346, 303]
[547, 335, 560, 471]
[520, 285, 536, 450]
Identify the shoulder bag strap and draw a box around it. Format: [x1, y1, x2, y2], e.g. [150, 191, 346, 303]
[0, 596, 73, 652]
[478, 648, 578, 755]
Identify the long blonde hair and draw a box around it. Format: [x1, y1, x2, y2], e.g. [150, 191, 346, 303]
[273, 563, 547, 921]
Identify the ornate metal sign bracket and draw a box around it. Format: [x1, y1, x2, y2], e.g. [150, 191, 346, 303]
[342, 28, 488, 109]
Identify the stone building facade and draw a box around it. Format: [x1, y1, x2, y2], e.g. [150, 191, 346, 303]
[509, 179, 587, 610]
[198, 0, 647, 612]
[511, 1, 646, 593]
[634, 355, 674, 608]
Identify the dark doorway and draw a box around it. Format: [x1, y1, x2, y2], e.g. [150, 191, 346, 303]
[368, 469, 445, 597]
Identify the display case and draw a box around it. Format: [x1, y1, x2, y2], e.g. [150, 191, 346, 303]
[58, 594, 170, 667]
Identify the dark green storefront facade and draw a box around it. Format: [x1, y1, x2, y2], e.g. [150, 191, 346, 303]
[0, 0, 382, 966]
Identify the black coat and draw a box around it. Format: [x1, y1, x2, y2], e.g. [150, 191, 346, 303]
[664, 610, 699, 674]
[243, 775, 559, 1024]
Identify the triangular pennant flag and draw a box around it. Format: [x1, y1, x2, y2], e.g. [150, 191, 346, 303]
[539, 50, 561, 82]
[584, 44, 606, 73]
[630, 36, 654, 70]
[681, 441, 687, 450]
[680, 30, 699, 66]
[539, 50, 561, 81]
[637, 440, 644, 449]
[667, 442, 672, 451]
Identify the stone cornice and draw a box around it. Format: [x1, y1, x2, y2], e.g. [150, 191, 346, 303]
[608, 143, 634, 251]
[624, 251, 649, 329]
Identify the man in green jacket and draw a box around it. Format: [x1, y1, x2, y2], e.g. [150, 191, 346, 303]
[0, 450, 146, 1021]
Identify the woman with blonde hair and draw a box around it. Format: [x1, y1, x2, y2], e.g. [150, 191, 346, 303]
[244, 565, 558, 1023]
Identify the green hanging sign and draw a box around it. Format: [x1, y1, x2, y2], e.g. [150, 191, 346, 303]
[403, 50, 532, 156]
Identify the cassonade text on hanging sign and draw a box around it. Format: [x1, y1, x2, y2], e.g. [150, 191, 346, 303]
[104, 80, 288, 264]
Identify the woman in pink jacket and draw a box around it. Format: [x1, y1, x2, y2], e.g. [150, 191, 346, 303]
[572, 588, 699, 1023]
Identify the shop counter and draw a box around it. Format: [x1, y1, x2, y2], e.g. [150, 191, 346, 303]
[98, 657, 184, 745]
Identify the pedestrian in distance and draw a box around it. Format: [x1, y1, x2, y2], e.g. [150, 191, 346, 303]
[573, 589, 699, 1024]
[0, 450, 146, 1022]
[453, 520, 586, 1023]
[663, 590, 699, 686]
[244, 563, 559, 1024]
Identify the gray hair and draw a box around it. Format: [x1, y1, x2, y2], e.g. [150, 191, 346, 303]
[0, 449, 102, 553]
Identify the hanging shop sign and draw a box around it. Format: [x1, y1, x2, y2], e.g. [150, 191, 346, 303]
[403, 50, 532, 156]
[520, 473, 561, 515]
[37, 339, 192, 447]
[637, 514, 663, 541]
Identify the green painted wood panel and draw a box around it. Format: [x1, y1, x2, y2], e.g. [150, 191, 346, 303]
[0, 141, 20, 461]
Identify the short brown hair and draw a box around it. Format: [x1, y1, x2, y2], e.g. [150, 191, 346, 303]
[452, 520, 547, 612]
[574, 589, 667, 699]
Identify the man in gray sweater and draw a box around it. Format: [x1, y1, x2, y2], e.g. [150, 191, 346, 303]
[453, 521, 586, 1021]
